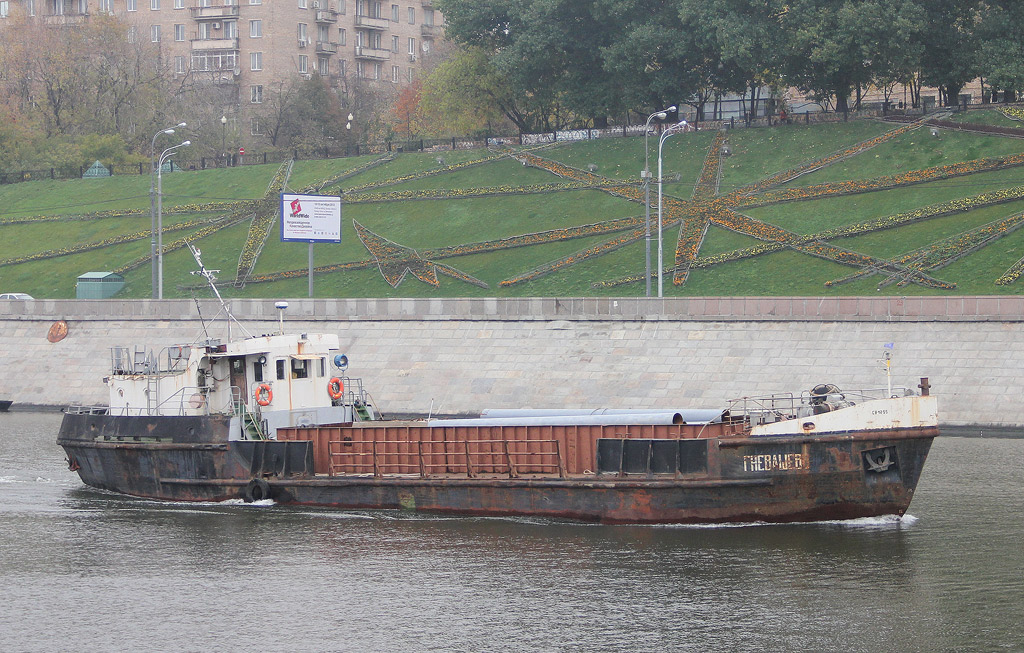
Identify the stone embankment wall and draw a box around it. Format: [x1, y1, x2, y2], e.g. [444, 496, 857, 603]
[1, 296, 1022, 430]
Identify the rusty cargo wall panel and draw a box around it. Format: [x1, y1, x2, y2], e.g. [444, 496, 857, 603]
[278, 422, 744, 476]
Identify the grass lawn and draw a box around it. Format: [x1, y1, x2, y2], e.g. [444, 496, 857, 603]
[7, 116, 1024, 299]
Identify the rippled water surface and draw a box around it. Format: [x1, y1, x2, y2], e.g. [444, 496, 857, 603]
[2, 412, 1022, 652]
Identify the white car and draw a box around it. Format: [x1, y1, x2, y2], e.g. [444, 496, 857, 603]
[0, 293, 34, 300]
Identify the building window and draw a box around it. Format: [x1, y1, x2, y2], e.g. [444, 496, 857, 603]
[297, 23, 307, 43]
[127, 25, 137, 41]
[250, 84, 263, 103]
[249, 0, 261, 4]
[151, 0, 159, 9]
[338, 59, 346, 75]
[174, 0, 183, 7]
[407, 37, 415, 55]
[423, 8, 433, 26]
[318, 57, 329, 75]
[151, 25, 161, 42]
[298, 0, 306, 7]
[127, 0, 136, 11]
[174, 24, 184, 41]
[390, 3, 397, 21]
[225, 19, 237, 38]
[337, 0, 344, 13]
[356, 61, 364, 78]
[299, 55, 308, 74]
[0, 2, 8, 18]
[250, 19, 261, 37]
[391, 35, 398, 53]
[407, 67, 413, 82]
[250, 51, 262, 70]
[338, 28, 346, 45]
[407, 6, 413, 23]
[99, 0, 113, 14]
[174, 55, 186, 73]
[373, 62, 381, 79]
[392, 65, 399, 82]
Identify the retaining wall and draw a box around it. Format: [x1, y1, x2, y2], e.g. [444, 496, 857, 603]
[1, 297, 1022, 429]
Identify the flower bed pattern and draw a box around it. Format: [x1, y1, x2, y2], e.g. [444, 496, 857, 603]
[235, 161, 293, 285]
[354, 220, 488, 288]
[0, 215, 232, 268]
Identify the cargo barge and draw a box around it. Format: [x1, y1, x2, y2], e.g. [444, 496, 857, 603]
[56, 248, 938, 524]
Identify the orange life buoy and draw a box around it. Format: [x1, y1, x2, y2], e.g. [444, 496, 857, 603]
[327, 377, 344, 400]
[254, 383, 273, 406]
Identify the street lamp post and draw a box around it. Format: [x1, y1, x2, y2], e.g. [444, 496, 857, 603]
[156, 140, 191, 299]
[657, 119, 689, 297]
[220, 115, 227, 166]
[642, 105, 675, 297]
[346, 112, 353, 154]
[150, 122, 185, 298]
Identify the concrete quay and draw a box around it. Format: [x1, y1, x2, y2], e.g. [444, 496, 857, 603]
[1, 296, 1022, 429]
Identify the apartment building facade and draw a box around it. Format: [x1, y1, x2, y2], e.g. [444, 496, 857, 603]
[2, 0, 442, 140]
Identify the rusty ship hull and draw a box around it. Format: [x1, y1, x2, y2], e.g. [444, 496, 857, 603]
[58, 412, 936, 524]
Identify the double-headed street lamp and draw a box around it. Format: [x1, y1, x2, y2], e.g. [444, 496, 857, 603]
[642, 105, 675, 297]
[657, 119, 689, 297]
[156, 140, 191, 299]
[150, 122, 186, 298]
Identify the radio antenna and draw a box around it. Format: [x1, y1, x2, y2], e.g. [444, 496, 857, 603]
[187, 240, 252, 340]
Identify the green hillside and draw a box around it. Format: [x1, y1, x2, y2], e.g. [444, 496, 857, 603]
[5, 111, 1024, 299]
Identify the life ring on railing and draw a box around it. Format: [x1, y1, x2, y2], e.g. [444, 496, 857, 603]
[254, 383, 273, 406]
[327, 377, 344, 400]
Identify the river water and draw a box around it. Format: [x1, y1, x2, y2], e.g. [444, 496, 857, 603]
[1, 411, 1021, 652]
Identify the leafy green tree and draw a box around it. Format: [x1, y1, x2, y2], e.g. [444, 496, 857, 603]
[600, 0, 716, 119]
[418, 47, 525, 135]
[438, 0, 622, 128]
[977, 1, 1024, 102]
[678, 0, 787, 117]
[917, 0, 981, 106]
[784, 0, 924, 112]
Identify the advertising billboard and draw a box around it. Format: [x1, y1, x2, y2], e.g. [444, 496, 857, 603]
[280, 193, 342, 243]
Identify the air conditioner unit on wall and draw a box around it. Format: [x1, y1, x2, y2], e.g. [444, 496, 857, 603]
[212, 22, 221, 29]
[312, 1, 320, 7]
[299, 39, 307, 47]
[408, 54, 416, 62]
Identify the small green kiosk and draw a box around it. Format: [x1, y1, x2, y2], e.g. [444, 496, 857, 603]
[76, 272, 125, 299]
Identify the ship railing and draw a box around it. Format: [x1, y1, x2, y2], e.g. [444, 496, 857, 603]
[65, 405, 110, 415]
[143, 385, 237, 416]
[728, 386, 917, 426]
[333, 376, 381, 420]
[110, 345, 192, 375]
[327, 438, 566, 479]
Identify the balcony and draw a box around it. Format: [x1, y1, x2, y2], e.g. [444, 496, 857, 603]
[189, 5, 239, 20]
[316, 40, 338, 54]
[420, 24, 441, 38]
[315, 9, 338, 23]
[420, 0, 431, 7]
[354, 45, 390, 60]
[354, 14, 389, 30]
[43, 12, 89, 26]
[191, 37, 240, 51]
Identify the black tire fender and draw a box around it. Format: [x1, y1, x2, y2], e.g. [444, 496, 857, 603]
[243, 478, 272, 502]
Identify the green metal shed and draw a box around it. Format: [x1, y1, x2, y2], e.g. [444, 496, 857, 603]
[76, 272, 125, 299]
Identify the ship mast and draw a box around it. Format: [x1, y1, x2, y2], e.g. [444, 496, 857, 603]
[187, 241, 252, 340]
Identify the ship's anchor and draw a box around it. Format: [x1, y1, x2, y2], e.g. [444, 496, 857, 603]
[65, 456, 80, 472]
[865, 449, 893, 473]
